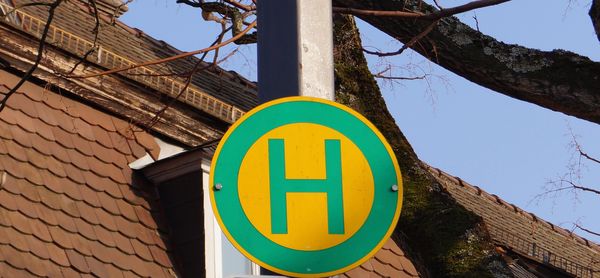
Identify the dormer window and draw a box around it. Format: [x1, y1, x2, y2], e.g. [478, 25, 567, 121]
[141, 146, 261, 277]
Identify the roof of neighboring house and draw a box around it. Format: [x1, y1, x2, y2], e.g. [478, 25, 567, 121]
[343, 239, 420, 277]
[2, 0, 257, 124]
[0, 72, 175, 277]
[427, 164, 600, 277]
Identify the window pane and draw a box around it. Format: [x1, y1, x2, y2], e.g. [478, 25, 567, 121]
[222, 232, 252, 277]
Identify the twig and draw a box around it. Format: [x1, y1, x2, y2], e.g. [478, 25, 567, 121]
[473, 12, 480, 32]
[67, 21, 257, 79]
[223, 0, 254, 12]
[580, 150, 600, 164]
[67, 0, 101, 75]
[375, 74, 427, 80]
[176, 0, 201, 8]
[574, 223, 600, 237]
[212, 21, 228, 66]
[373, 65, 428, 80]
[143, 26, 236, 129]
[552, 180, 600, 196]
[574, 141, 600, 165]
[0, 0, 62, 113]
[216, 46, 240, 64]
[333, 7, 423, 18]
[333, 0, 510, 20]
[363, 20, 439, 57]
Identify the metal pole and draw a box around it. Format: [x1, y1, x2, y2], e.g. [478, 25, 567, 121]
[257, 0, 334, 102]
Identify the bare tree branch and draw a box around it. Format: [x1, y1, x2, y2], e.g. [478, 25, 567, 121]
[334, 0, 600, 126]
[333, 0, 510, 20]
[0, 0, 63, 113]
[375, 74, 427, 80]
[567, 181, 600, 195]
[66, 0, 101, 75]
[574, 223, 600, 237]
[545, 179, 600, 196]
[176, 0, 202, 8]
[591, 0, 600, 43]
[67, 21, 256, 79]
[567, 127, 600, 166]
[363, 20, 439, 57]
[223, 0, 254, 12]
[579, 150, 600, 165]
[374, 66, 427, 80]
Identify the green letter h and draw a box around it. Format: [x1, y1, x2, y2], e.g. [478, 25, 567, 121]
[268, 139, 344, 235]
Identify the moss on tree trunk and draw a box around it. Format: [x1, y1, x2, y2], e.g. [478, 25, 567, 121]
[332, 15, 510, 277]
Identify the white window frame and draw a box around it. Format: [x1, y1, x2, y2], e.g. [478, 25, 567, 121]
[201, 159, 261, 277]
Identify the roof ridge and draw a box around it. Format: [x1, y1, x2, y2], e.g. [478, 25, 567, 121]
[0, 2, 254, 123]
[425, 164, 600, 253]
[106, 18, 258, 92]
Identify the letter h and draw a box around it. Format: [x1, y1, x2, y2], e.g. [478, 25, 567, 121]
[268, 139, 344, 234]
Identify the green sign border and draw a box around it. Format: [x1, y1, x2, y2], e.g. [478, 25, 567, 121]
[210, 97, 403, 277]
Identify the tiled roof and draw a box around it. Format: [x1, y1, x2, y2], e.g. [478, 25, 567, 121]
[343, 239, 420, 278]
[3, 0, 258, 123]
[8, 1, 595, 277]
[2, 1, 419, 277]
[427, 164, 600, 278]
[0, 71, 176, 277]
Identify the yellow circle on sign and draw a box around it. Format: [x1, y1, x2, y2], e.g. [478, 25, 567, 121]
[238, 123, 375, 251]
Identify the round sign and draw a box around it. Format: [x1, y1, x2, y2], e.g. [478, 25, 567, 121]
[210, 97, 402, 277]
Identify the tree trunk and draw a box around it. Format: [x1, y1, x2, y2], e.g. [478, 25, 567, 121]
[334, 0, 600, 126]
[332, 14, 511, 277]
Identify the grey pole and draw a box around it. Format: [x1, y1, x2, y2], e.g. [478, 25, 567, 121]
[257, 0, 334, 102]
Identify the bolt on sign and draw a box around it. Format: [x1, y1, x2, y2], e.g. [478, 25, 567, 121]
[210, 97, 403, 277]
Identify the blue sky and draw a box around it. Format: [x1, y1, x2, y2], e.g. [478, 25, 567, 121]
[121, 0, 600, 242]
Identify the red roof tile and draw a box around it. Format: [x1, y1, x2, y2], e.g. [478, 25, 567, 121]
[92, 124, 115, 149]
[112, 234, 135, 255]
[65, 249, 91, 273]
[98, 191, 121, 215]
[8, 123, 33, 148]
[48, 243, 72, 267]
[109, 131, 133, 155]
[127, 138, 147, 159]
[55, 212, 78, 233]
[93, 224, 117, 248]
[60, 266, 84, 278]
[0, 79, 175, 277]
[26, 232, 51, 259]
[117, 198, 139, 222]
[131, 238, 153, 262]
[85, 255, 110, 277]
[344, 239, 420, 277]
[29, 219, 53, 243]
[0, 186, 18, 211]
[133, 131, 160, 160]
[62, 179, 84, 201]
[94, 207, 119, 232]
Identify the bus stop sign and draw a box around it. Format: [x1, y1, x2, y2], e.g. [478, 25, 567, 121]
[210, 97, 403, 277]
